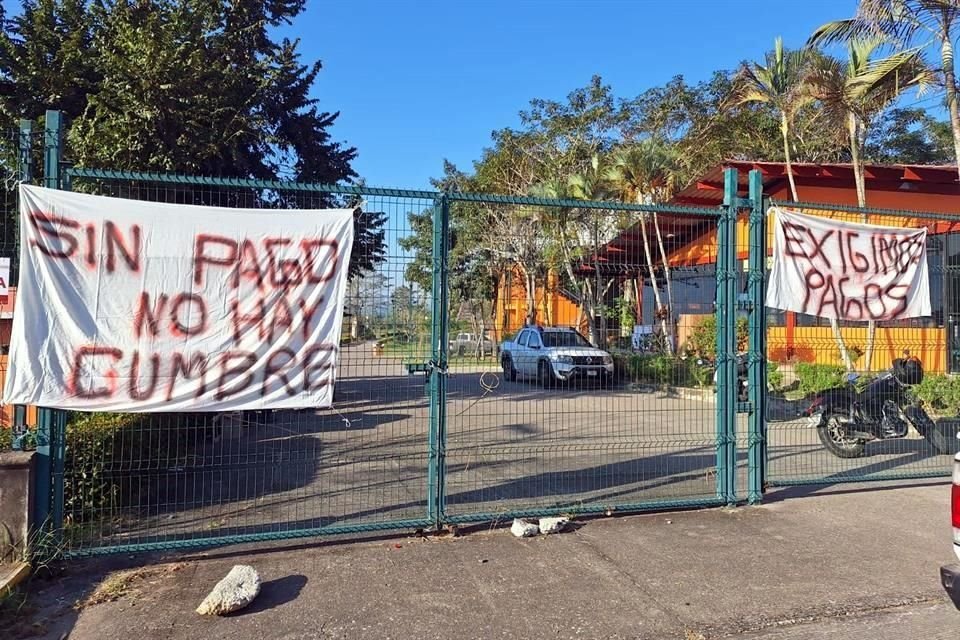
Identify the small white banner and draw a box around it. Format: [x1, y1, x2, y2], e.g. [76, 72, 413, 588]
[3, 185, 355, 412]
[766, 207, 930, 321]
[0, 256, 9, 299]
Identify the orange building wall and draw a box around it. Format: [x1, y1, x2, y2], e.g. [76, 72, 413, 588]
[666, 180, 957, 374]
[493, 268, 586, 340]
[0, 287, 37, 430]
[768, 326, 946, 373]
[669, 181, 960, 268]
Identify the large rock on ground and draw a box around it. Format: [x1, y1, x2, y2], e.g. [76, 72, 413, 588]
[539, 517, 569, 534]
[196, 565, 261, 616]
[510, 518, 539, 537]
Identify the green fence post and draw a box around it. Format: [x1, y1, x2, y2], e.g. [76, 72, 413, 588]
[13, 120, 33, 444]
[19, 119, 33, 182]
[43, 110, 62, 189]
[34, 109, 65, 539]
[716, 168, 739, 504]
[747, 170, 767, 504]
[427, 195, 450, 527]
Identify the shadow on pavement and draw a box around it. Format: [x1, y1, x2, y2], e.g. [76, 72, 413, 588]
[231, 574, 308, 616]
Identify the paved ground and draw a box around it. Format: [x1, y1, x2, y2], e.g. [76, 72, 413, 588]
[6, 480, 957, 639]
[60, 342, 957, 552]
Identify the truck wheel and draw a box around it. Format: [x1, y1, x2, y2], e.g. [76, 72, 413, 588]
[502, 356, 517, 382]
[538, 360, 554, 389]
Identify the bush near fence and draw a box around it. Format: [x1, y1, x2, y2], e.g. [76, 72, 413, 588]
[914, 375, 960, 417]
[64, 412, 219, 530]
[613, 353, 712, 388]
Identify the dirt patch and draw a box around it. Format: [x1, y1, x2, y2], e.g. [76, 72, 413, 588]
[78, 562, 188, 609]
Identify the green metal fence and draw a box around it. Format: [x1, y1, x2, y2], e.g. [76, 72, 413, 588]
[761, 198, 957, 488]
[8, 110, 955, 558]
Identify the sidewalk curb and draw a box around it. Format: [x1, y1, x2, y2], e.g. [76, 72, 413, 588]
[0, 561, 30, 596]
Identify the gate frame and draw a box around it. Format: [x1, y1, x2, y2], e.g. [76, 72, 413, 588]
[26, 109, 740, 556]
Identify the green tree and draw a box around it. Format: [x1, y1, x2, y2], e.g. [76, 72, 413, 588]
[0, 0, 384, 278]
[605, 139, 682, 353]
[0, 0, 98, 127]
[732, 37, 812, 201]
[807, 41, 928, 371]
[734, 38, 858, 370]
[865, 107, 954, 163]
[807, 42, 929, 208]
[811, 0, 960, 179]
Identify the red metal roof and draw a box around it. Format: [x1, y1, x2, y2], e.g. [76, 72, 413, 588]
[672, 160, 960, 207]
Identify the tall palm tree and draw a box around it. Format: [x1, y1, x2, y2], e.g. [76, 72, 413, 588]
[811, 0, 960, 180]
[530, 158, 615, 347]
[732, 37, 812, 201]
[567, 156, 618, 347]
[807, 41, 929, 370]
[733, 38, 856, 370]
[605, 139, 681, 354]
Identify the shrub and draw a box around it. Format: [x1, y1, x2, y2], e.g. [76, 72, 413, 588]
[0, 426, 10, 451]
[685, 315, 748, 360]
[63, 412, 218, 527]
[767, 362, 784, 392]
[63, 413, 141, 522]
[794, 363, 846, 396]
[614, 354, 709, 387]
[915, 374, 960, 415]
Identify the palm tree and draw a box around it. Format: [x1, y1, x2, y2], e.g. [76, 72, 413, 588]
[605, 139, 681, 354]
[807, 41, 929, 370]
[530, 159, 616, 347]
[811, 0, 960, 180]
[567, 156, 619, 347]
[732, 37, 812, 201]
[733, 38, 856, 370]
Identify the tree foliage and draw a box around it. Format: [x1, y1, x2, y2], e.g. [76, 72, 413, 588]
[0, 0, 386, 278]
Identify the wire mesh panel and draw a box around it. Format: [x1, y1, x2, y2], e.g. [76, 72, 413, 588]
[440, 194, 726, 521]
[56, 173, 437, 554]
[764, 201, 958, 487]
[0, 125, 41, 448]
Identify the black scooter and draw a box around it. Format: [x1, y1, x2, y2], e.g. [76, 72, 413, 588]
[803, 359, 956, 459]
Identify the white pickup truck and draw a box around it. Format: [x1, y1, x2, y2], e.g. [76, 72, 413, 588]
[500, 326, 614, 387]
[449, 332, 495, 356]
[941, 452, 960, 608]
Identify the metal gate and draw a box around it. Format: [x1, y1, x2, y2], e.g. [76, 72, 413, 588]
[10, 112, 751, 556]
[13, 110, 954, 558]
[761, 198, 956, 489]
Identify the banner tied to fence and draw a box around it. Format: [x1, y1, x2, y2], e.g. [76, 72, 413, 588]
[766, 207, 930, 322]
[3, 185, 355, 412]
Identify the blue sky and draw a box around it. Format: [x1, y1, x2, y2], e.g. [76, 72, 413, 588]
[283, 0, 862, 190]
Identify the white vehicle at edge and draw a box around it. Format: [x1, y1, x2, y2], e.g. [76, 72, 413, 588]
[941, 452, 960, 609]
[499, 326, 614, 387]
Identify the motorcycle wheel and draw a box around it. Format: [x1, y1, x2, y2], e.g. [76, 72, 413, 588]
[815, 414, 866, 459]
[922, 421, 957, 455]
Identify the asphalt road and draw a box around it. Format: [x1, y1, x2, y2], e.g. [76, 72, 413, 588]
[66, 342, 956, 552]
[18, 482, 959, 640]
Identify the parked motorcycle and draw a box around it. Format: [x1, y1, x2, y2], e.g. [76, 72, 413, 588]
[803, 354, 957, 459]
[705, 352, 750, 402]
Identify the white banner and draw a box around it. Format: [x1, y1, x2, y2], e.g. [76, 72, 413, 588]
[0, 256, 9, 299]
[4, 185, 354, 412]
[766, 207, 930, 321]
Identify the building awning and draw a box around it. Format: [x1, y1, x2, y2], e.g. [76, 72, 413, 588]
[576, 160, 960, 277]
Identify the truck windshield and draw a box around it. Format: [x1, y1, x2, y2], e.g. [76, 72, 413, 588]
[542, 331, 591, 348]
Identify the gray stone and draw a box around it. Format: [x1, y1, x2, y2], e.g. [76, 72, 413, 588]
[538, 516, 569, 534]
[510, 518, 539, 537]
[195, 565, 261, 616]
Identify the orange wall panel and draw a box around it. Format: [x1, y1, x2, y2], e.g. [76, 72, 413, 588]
[767, 326, 946, 373]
